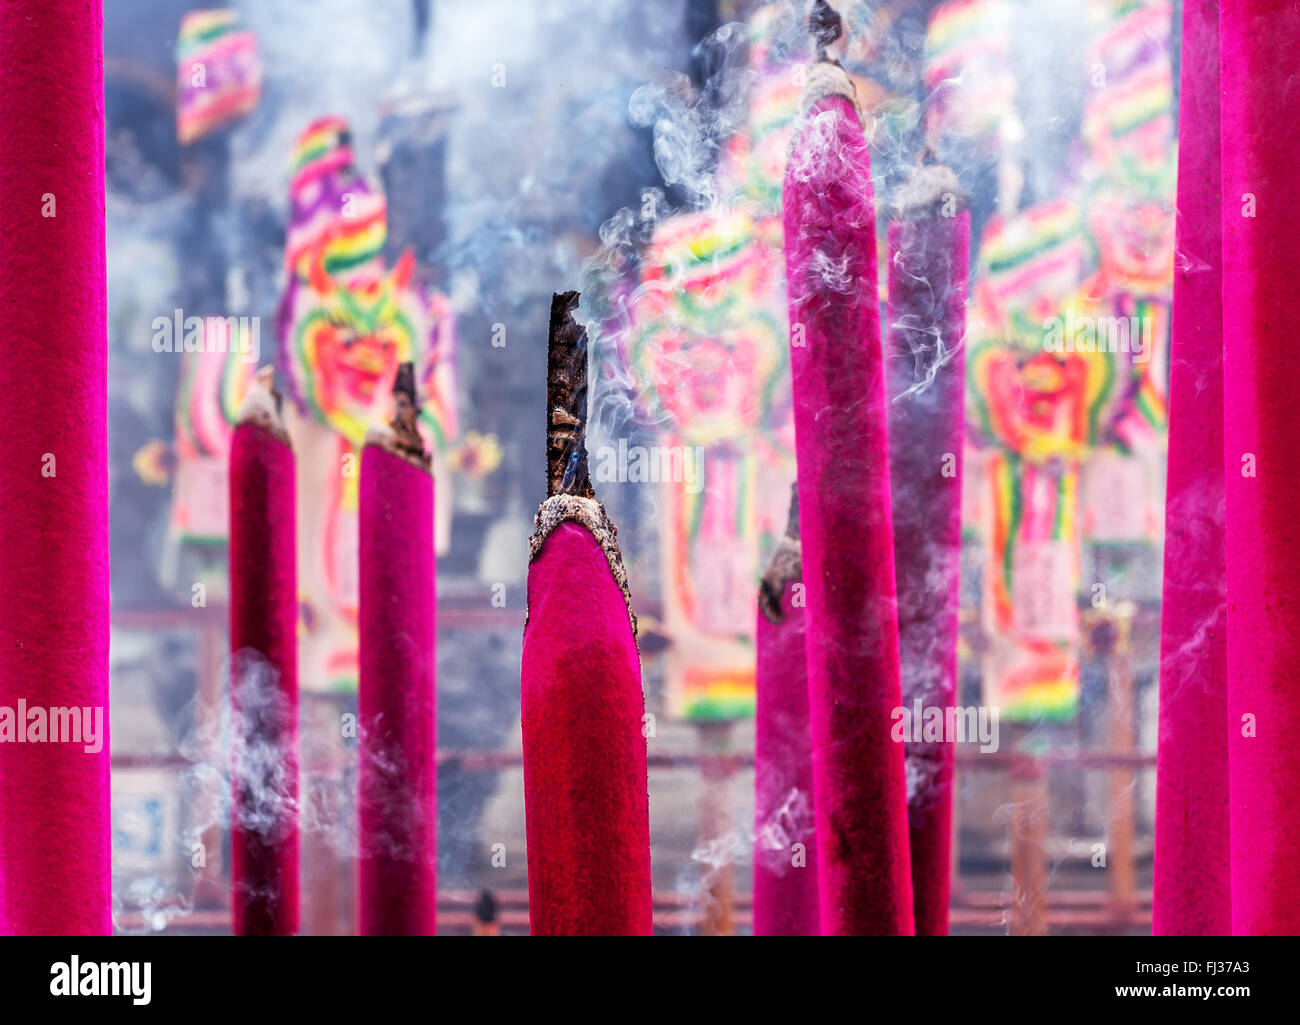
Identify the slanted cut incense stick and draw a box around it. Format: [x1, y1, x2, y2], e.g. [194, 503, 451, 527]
[753, 486, 818, 936]
[0, 0, 110, 936]
[358, 362, 438, 935]
[229, 367, 299, 936]
[782, 0, 914, 935]
[886, 162, 969, 937]
[1153, 0, 1229, 937]
[521, 292, 652, 936]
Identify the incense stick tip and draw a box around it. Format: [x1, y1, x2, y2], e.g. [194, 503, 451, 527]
[235, 365, 290, 443]
[376, 361, 432, 470]
[892, 162, 968, 221]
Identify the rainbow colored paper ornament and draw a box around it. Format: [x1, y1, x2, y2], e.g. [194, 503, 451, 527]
[276, 117, 458, 692]
[923, 0, 1019, 153]
[170, 318, 258, 543]
[1081, 0, 1175, 449]
[1077, 0, 1175, 532]
[966, 202, 1125, 721]
[1081, 0, 1175, 195]
[621, 203, 792, 721]
[283, 117, 388, 283]
[176, 9, 262, 145]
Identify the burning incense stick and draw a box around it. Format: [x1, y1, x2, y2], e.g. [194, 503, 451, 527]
[1220, 2, 1300, 936]
[782, 1, 914, 935]
[0, 0, 109, 935]
[1152, 0, 1229, 937]
[753, 486, 818, 936]
[229, 367, 300, 936]
[521, 291, 652, 935]
[886, 162, 969, 937]
[358, 362, 438, 935]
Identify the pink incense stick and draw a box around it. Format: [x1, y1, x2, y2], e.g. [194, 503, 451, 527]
[752, 488, 819, 936]
[0, 0, 110, 935]
[521, 292, 652, 935]
[781, 2, 914, 935]
[228, 368, 300, 936]
[1152, 0, 1229, 937]
[358, 364, 438, 935]
[1220, 1, 1300, 936]
[886, 166, 969, 937]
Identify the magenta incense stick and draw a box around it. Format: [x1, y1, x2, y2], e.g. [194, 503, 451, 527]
[1219, 0, 1300, 936]
[229, 368, 300, 936]
[753, 488, 818, 935]
[358, 364, 438, 935]
[0, 0, 110, 935]
[521, 292, 652, 935]
[886, 164, 969, 937]
[1152, 0, 1230, 936]
[781, 1, 914, 935]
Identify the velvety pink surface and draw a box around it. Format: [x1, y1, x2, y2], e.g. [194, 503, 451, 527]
[0, 0, 110, 936]
[521, 521, 652, 935]
[1216, 0, 1300, 936]
[752, 585, 819, 936]
[1220, 0, 1300, 936]
[886, 211, 969, 937]
[783, 93, 914, 935]
[358, 446, 437, 935]
[229, 423, 300, 936]
[1152, 0, 1230, 937]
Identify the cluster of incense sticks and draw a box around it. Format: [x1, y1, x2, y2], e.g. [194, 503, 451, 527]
[228, 369, 300, 936]
[1153, 0, 1300, 936]
[1151, 0, 1228, 937]
[520, 292, 653, 936]
[886, 163, 970, 937]
[0, 0, 111, 936]
[226, 363, 438, 937]
[780, 1, 915, 935]
[358, 363, 438, 935]
[752, 487, 819, 936]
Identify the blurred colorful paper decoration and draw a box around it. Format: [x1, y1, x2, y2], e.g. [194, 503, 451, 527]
[169, 318, 257, 543]
[176, 9, 262, 145]
[923, 0, 1019, 153]
[622, 206, 791, 721]
[1080, 0, 1175, 455]
[966, 202, 1117, 721]
[276, 117, 459, 692]
[608, 4, 813, 722]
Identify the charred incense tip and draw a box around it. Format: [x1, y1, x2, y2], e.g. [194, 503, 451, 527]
[365, 361, 431, 470]
[546, 290, 594, 500]
[892, 161, 968, 221]
[527, 493, 637, 640]
[758, 484, 803, 624]
[810, 0, 843, 61]
[236, 365, 290, 445]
